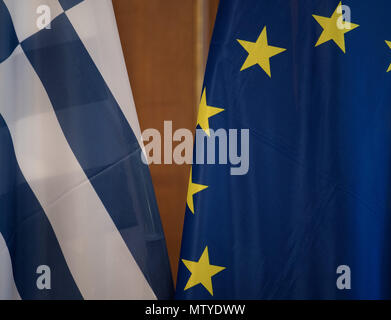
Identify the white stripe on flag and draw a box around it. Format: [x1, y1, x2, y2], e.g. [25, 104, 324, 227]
[66, 0, 143, 147]
[0, 46, 156, 300]
[4, 0, 64, 42]
[0, 233, 21, 300]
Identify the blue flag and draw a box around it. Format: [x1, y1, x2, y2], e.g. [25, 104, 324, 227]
[176, 0, 391, 299]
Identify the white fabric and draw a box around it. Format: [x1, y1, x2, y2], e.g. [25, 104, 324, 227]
[4, 0, 64, 42]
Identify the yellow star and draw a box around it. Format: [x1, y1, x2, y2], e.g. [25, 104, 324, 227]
[386, 41, 391, 72]
[237, 26, 286, 77]
[313, 2, 359, 53]
[186, 168, 208, 214]
[182, 246, 226, 296]
[197, 88, 224, 137]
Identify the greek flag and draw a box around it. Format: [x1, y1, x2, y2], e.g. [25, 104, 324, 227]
[0, 0, 173, 299]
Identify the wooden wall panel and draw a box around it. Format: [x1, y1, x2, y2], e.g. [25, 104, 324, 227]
[113, 0, 219, 283]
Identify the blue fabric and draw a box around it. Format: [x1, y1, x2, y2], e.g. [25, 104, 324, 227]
[0, 0, 18, 63]
[176, 0, 391, 299]
[58, 0, 84, 11]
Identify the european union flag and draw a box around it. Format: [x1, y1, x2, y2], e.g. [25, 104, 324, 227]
[176, 0, 391, 299]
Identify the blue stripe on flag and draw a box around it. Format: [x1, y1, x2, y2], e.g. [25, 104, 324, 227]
[0, 115, 82, 300]
[21, 13, 173, 299]
[58, 0, 84, 11]
[0, 0, 18, 63]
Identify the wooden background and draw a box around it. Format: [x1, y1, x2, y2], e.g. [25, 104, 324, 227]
[112, 0, 219, 282]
